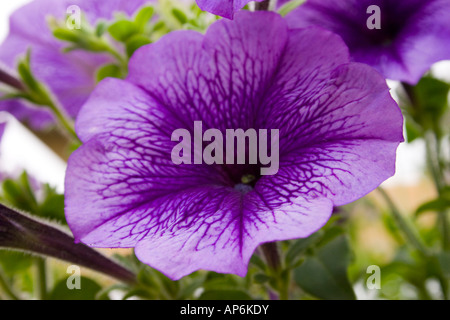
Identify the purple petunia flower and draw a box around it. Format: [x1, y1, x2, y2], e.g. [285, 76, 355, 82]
[65, 11, 403, 280]
[286, 0, 450, 84]
[0, 0, 150, 129]
[195, 0, 264, 19]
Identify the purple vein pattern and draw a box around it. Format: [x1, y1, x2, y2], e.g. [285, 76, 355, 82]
[0, 0, 150, 129]
[195, 0, 264, 19]
[65, 12, 404, 280]
[286, 0, 450, 84]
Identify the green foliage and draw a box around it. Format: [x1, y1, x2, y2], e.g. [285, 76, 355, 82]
[0, 171, 66, 224]
[49, 277, 102, 300]
[125, 35, 152, 58]
[416, 187, 450, 216]
[96, 64, 123, 82]
[199, 290, 253, 300]
[402, 77, 450, 142]
[293, 234, 356, 300]
[278, 0, 306, 16]
[108, 20, 140, 42]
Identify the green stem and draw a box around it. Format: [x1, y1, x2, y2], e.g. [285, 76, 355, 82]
[0, 204, 137, 285]
[402, 82, 449, 252]
[0, 268, 20, 300]
[104, 45, 128, 72]
[424, 131, 450, 251]
[378, 187, 429, 256]
[47, 100, 78, 141]
[0, 67, 25, 91]
[35, 258, 47, 300]
[260, 242, 289, 300]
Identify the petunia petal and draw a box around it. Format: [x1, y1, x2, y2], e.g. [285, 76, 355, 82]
[286, 0, 450, 83]
[66, 12, 403, 279]
[195, 0, 264, 19]
[0, 0, 151, 128]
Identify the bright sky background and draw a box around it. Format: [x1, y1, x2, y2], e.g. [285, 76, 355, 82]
[0, 0, 448, 191]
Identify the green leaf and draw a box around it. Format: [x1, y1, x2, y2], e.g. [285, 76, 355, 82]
[249, 254, 266, 272]
[96, 64, 123, 82]
[407, 77, 450, 136]
[405, 118, 423, 143]
[38, 185, 66, 224]
[416, 187, 450, 216]
[125, 35, 151, 58]
[437, 252, 450, 278]
[0, 250, 33, 276]
[253, 273, 271, 284]
[177, 275, 205, 299]
[134, 6, 154, 31]
[278, 0, 306, 16]
[1, 171, 38, 213]
[171, 8, 188, 25]
[294, 235, 356, 300]
[52, 28, 81, 43]
[199, 290, 252, 300]
[1, 172, 66, 224]
[416, 199, 450, 215]
[17, 51, 40, 94]
[108, 20, 139, 42]
[49, 277, 102, 300]
[95, 20, 108, 37]
[285, 230, 323, 268]
[202, 273, 241, 291]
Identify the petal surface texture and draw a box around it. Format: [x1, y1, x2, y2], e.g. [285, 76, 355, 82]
[66, 12, 404, 280]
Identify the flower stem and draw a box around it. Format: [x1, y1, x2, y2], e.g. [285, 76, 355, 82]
[378, 187, 429, 256]
[261, 242, 281, 271]
[424, 131, 450, 251]
[0, 204, 137, 285]
[0, 67, 25, 91]
[46, 99, 78, 141]
[401, 82, 450, 251]
[261, 242, 289, 300]
[0, 268, 20, 300]
[35, 258, 47, 300]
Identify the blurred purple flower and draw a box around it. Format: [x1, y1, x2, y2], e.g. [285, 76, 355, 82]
[65, 12, 403, 280]
[195, 0, 264, 19]
[286, 0, 450, 84]
[0, 0, 150, 129]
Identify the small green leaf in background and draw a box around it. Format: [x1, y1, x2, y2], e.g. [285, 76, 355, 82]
[38, 184, 66, 224]
[96, 64, 123, 82]
[253, 273, 271, 284]
[285, 230, 323, 268]
[49, 277, 102, 300]
[199, 290, 253, 300]
[0, 251, 33, 277]
[278, 0, 306, 16]
[416, 186, 450, 217]
[125, 35, 151, 58]
[437, 252, 450, 278]
[0, 171, 66, 224]
[108, 20, 139, 42]
[404, 118, 423, 143]
[404, 77, 450, 138]
[134, 6, 154, 32]
[1, 171, 38, 213]
[294, 234, 356, 300]
[171, 8, 188, 25]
